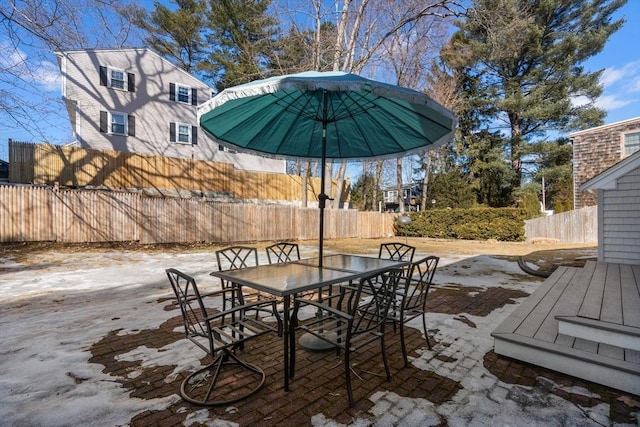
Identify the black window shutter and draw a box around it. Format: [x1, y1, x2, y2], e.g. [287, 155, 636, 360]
[127, 73, 135, 92]
[99, 111, 108, 133]
[191, 88, 198, 105]
[169, 122, 176, 142]
[191, 126, 198, 145]
[169, 83, 175, 101]
[127, 115, 135, 136]
[99, 66, 107, 86]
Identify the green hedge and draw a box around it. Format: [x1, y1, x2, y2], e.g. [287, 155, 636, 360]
[395, 207, 527, 241]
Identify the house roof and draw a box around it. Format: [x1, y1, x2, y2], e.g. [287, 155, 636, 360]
[580, 149, 640, 190]
[569, 116, 640, 138]
[54, 47, 214, 92]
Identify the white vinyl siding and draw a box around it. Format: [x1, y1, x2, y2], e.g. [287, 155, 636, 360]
[600, 167, 640, 265]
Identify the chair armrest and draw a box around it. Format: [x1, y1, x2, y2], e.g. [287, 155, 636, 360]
[205, 299, 278, 322]
[294, 298, 353, 321]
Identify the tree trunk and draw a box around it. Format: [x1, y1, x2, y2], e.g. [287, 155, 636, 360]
[334, 160, 347, 208]
[421, 151, 432, 211]
[374, 159, 383, 211]
[396, 157, 404, 213]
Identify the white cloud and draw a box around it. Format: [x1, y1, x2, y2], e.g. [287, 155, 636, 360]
[599, 61, 640, 88]
[595, 94, 635, 110]
[0, 41, 27, 69]
[0, 41, 60, 92]
[33, 60, 61, 91]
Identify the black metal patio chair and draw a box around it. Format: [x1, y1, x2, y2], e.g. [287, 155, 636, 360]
[213, 246, 275, 314]
[379, 242, 416, 262]
[390, 255, 439, 365]
[291, 269, 404, 406]
[265, 242, 300, 264]
[349, 255, 440, 366]
[166, 268, 281, 406]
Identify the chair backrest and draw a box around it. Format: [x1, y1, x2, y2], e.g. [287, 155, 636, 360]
[401, 255, 439, 312]
[166, 268, 214, 355]
[351, 269, 404, 335]
[378, 242, 416, 263]
[266, 242, 300, 264]
[216, 246, 259, 271]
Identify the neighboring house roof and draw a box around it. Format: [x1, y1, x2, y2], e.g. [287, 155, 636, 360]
[55, 47, 215, 95]
[569, 116, 640, 138]
[581, 149, 640, 190]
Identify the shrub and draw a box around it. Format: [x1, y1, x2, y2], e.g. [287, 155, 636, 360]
[395, 207, 526, 241]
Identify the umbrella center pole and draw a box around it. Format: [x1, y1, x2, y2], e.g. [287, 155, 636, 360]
[318, 90, 331, 268]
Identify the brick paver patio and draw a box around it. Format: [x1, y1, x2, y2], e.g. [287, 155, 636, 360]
[87, 285, 640, 426]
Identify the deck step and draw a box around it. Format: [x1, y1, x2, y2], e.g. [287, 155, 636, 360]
[492, 332, 640, 395]
[556, 316, 640, 351]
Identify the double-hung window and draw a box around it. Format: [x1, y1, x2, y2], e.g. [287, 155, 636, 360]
[177, 85, 190, 103]
[109, 68, 126, 90]
[111, 112, 127, 135]
[623, 131, 640, 156]
[170, 122, 198, 145]
[170, 83, 198, 105]
[100, 65, 135, 92]
[177, 123, 191, 143]
[100, 110, 135, 136]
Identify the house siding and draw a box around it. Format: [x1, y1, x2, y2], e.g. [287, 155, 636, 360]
[571, 118, 640, 209]
[58, 48, 284, 173]
[600, 167, 640, 265]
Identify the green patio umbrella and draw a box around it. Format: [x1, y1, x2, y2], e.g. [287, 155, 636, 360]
[198, 71, 456, 264]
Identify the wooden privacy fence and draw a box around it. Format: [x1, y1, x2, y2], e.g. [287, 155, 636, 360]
[8, 141, 348, 204]
[0, 185, 395, 244]
[524, 206, 598, 243]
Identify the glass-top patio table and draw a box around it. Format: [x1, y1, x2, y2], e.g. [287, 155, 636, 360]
[209, 254, 409, 391]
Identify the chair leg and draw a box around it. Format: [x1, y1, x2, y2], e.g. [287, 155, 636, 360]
[180, 350, 265, 406]
[345, 347, 354, 407]
[380, 334, 391, 381]
[399, 321, 409, 367]
[422, 312, 432, 350]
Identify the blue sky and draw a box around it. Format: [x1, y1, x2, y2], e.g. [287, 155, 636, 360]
[580, 0, 640, 124]
[1, 1, 638, 162]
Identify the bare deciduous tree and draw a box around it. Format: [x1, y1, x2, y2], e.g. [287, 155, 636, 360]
[0, 0, 141, 144]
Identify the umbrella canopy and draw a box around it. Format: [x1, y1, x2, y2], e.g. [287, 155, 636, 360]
[198, 71, 455, 161]
[198, 71, 456, 262]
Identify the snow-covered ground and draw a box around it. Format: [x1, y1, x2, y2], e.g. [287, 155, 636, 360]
[0, 247, 637, 426]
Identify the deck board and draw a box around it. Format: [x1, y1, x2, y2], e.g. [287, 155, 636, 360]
[514, 267, 576, 338]
[622, 264, 640, 327]
[601, 263, 622, 324]
[491, 266, 571, 335]
[578, 262, 608, 320]
[599, 343, 625, 360]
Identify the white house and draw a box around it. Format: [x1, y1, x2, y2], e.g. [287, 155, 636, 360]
[55, 48, 285, 173]
[580, 149, 640, 265]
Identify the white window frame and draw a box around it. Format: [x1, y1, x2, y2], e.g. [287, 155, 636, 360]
[384, 190, 398, 203]
[176, 84, 191, 104]
[622, 130, 640, 156]
[107, 66, 127, 91]
[109, 111, 128, 135]
[175, 122, 192, 144]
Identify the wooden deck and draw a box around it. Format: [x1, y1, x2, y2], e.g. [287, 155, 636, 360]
[492, 261, 640, 395]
